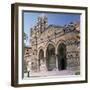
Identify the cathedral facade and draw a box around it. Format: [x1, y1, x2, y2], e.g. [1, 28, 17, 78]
[24, 14, 80, 75]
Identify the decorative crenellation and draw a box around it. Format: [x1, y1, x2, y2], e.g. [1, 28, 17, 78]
[63, 22, 76, 33]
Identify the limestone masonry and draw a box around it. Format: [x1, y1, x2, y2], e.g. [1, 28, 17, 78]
[24, 14, 80, 76]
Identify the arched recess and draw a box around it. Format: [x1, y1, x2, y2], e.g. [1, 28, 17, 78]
[45, 41, 56, 52]
[56, 40, 66, 52]
[46, 44, 56, 71]
[38, 49, 44, 70]
[57, 43, 66, 70]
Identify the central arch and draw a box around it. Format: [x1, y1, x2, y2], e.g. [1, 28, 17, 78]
[46, 44, 56, 71]
[58, 43, 66, 70]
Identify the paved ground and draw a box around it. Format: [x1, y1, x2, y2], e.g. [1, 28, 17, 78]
[24, 70, 75, 78]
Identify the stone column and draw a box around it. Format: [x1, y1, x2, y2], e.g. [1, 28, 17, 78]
[44, 57, 47, 71]
[55, 47, 58, 71]
[44, 50, 47, 71]
[37, 58, 40, 72]
[55, 54, 58, 71]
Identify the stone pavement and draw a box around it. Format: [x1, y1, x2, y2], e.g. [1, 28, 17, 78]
[24, 70, 75, 78]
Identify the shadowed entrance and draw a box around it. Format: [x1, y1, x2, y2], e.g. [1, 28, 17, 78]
[58, 43, 66, 70]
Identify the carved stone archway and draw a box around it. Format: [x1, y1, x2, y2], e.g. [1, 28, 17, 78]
[46, 44, 56, 71]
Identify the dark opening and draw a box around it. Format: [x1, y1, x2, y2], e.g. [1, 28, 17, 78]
[58, 43, 66, 70]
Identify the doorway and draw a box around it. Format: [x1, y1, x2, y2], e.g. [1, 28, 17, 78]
[58, 43, 66, 70]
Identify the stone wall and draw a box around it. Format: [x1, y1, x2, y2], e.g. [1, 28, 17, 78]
[24, 15, 80, 74]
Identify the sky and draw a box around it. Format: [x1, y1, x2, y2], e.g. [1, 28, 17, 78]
[23, 11, 80, 46]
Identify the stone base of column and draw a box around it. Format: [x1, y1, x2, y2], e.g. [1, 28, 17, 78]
[56, 67, 58, 71]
